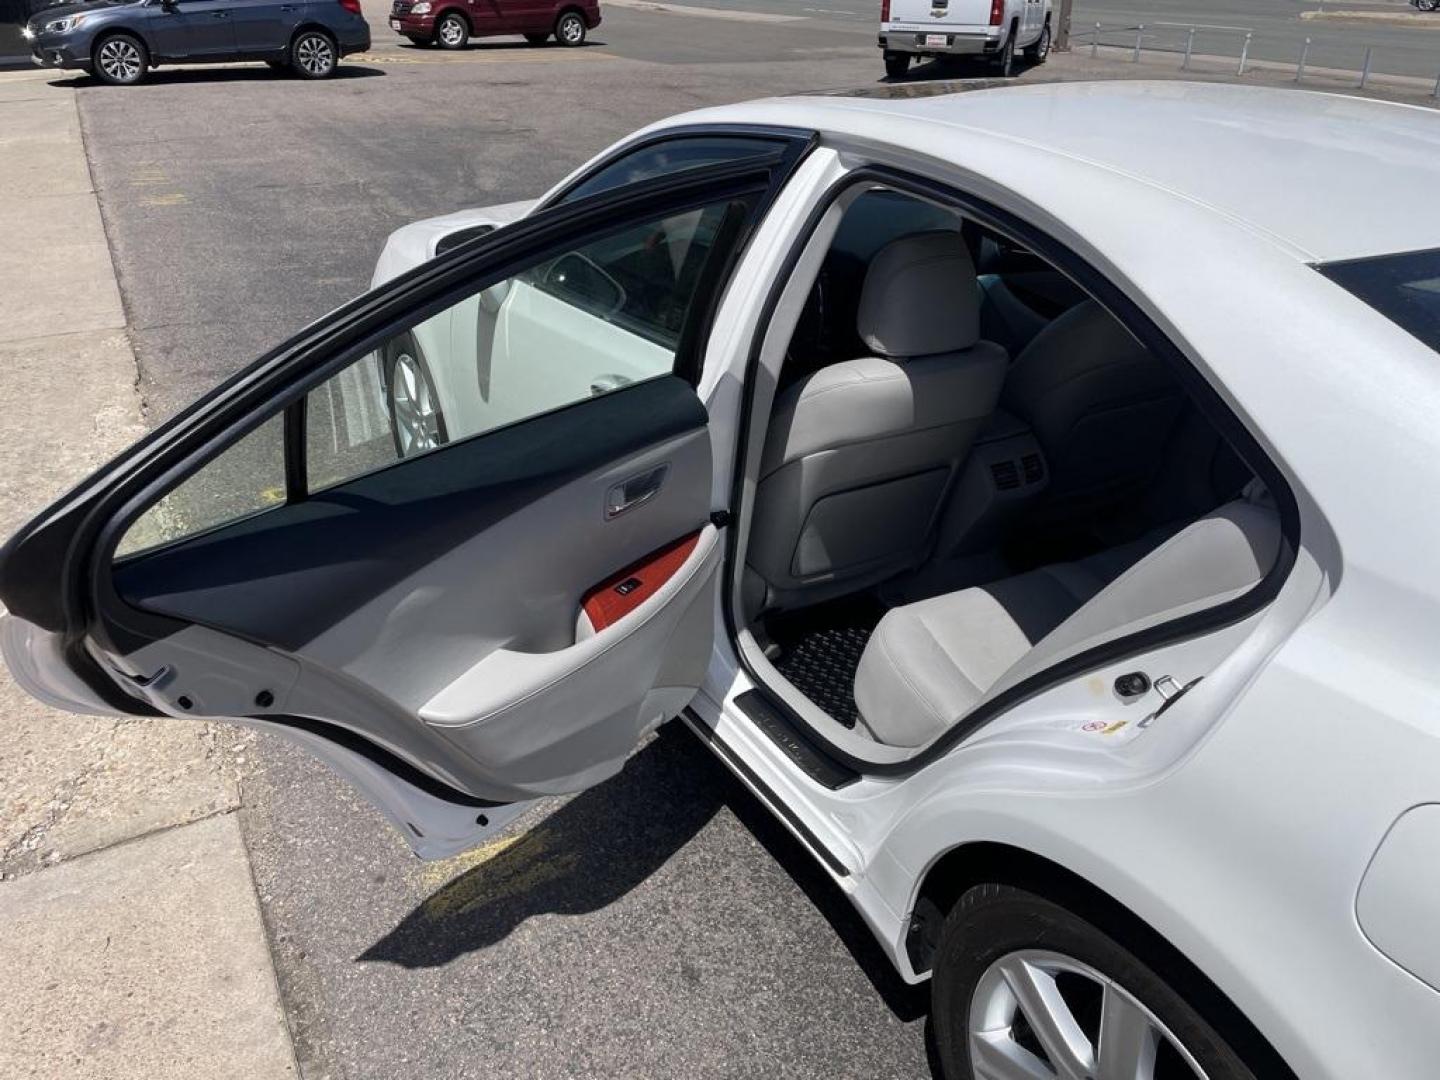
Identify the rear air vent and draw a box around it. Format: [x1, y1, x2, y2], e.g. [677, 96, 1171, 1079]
[990, 460, 1020, 491]
[1021, 453, 1044, 484]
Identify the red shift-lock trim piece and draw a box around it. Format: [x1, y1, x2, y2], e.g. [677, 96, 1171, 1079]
[581, 531, 701, 633]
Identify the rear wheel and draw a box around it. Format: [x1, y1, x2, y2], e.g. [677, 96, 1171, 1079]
[993, 26, 1016, 76]
[382, 338, 447, 458]
[884, 50, 910, 78]
[932, 885, 1260, 1080]
[435, 11, 469, 48]
[555, 10, 586, 46]
[93, 33, 148, 85]
[1025, 21, 1050, 62]
[525, 31, 550, 44]
[291, 29, 337, 77]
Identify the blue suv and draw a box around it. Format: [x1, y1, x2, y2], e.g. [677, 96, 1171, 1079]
[23, 0, 370, 84]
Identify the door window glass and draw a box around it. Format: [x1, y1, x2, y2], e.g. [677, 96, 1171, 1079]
[114, 194, 749, 560]
[116, 414, 286, 558]
[304, 198, 742, 491]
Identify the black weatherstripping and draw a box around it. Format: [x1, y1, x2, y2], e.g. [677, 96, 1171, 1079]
[725, 165, 1301, 780]
[113, 377, 706, 649]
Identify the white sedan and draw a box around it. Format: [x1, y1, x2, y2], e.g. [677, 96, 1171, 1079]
[5, 81, 1440, 1080]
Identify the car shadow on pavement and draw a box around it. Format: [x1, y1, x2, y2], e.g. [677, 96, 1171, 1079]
[358, 721, 929, 1024]
[47, 65, 385, 88]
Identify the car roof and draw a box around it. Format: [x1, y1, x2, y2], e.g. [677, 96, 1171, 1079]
[680, 81, 1440, 264]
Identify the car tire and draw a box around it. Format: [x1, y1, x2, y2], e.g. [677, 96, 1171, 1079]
[92, 33, 148, 86]
[993, 27, 1015, 76]
[884, 51, 910, 78]
[382, 337, 447, 458]
[435, 11, 469, 48]
[1024, 21, 1050, 62]
[555, 10, 586, 46]
[525, 31, 550, 44]
[931, 884, 1261, 1080]
[291, 29, 338, 77]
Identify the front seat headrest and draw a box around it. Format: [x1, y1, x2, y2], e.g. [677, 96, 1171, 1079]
[856, 230, 980, 359]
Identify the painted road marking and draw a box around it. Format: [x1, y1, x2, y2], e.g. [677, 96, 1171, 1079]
[416, 825, 579, 921]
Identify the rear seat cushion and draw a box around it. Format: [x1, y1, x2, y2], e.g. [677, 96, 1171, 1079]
[854, 500, 1280, 748]
[853, 531, 1162, 746]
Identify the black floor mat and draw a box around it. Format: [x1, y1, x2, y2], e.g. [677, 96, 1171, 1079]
[767, 598, 886, 729]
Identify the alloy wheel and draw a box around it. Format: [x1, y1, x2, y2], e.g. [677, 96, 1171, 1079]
[438, 15, 466, 46]
[389, 351, 441, 456]
[558, 13, 584, 44]
[97, 38, 143, 83]
[968, 950, 1211, 1080]
[295, 33, 335, 76]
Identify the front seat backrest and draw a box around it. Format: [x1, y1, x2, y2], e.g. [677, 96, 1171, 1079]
[747, 231, 1008, 612]
[1002, 299, 1185, 517]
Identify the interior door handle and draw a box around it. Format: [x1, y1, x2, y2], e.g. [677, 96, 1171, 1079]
[605, 464, 668, 520]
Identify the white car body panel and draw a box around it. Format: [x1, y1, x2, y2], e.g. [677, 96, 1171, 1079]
[371, 198, 537, 288]
[98, 80, 1440, 1078]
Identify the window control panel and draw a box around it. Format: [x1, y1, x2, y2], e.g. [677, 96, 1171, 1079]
[614, 577, 643, 596]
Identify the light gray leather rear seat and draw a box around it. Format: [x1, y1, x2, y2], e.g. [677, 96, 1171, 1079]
[747, 231, 1008, 612]
[853, 498, 1282, 747]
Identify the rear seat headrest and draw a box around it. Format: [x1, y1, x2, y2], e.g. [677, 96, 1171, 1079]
[856, 231, 980, 359]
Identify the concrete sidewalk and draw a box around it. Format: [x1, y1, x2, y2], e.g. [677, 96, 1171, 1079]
[0, 68, 296, 1079]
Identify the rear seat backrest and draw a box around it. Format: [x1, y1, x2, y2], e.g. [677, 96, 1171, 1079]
[992, 498, 1282, 697]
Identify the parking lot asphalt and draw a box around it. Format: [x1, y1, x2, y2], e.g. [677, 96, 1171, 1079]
[66, 9, 942, 1078]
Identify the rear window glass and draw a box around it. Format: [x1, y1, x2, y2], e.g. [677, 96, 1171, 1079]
[1319, 247, 1440, 353]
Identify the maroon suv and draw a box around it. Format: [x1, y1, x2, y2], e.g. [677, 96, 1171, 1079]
[389, 0, 601, 49]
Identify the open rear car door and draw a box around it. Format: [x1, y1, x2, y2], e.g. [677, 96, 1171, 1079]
[0, 148, 806, 857]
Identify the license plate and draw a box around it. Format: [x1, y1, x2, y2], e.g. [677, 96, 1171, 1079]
[389, 17, 401, 28]
[924, 33, 947, 46]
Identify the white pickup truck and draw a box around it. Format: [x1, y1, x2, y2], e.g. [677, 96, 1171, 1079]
[880, 0, 1052, 77]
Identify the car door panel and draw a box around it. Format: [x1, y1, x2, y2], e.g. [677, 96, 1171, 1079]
[149, 0, 238, 58]
[227, 0, 296, 53]
[0, 143, 813, 855]
[107, 376, 713, 800]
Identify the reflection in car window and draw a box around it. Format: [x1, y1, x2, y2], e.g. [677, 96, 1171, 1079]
[303, 201, 743, 489]
[558, 135, 782, 204]
[114, 195, 753, 562]
[1319, 247, 1440, 353]
[527, 205, 727, 348]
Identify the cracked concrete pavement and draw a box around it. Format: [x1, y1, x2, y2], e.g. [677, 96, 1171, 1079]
[0, 68, 296, 1079]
